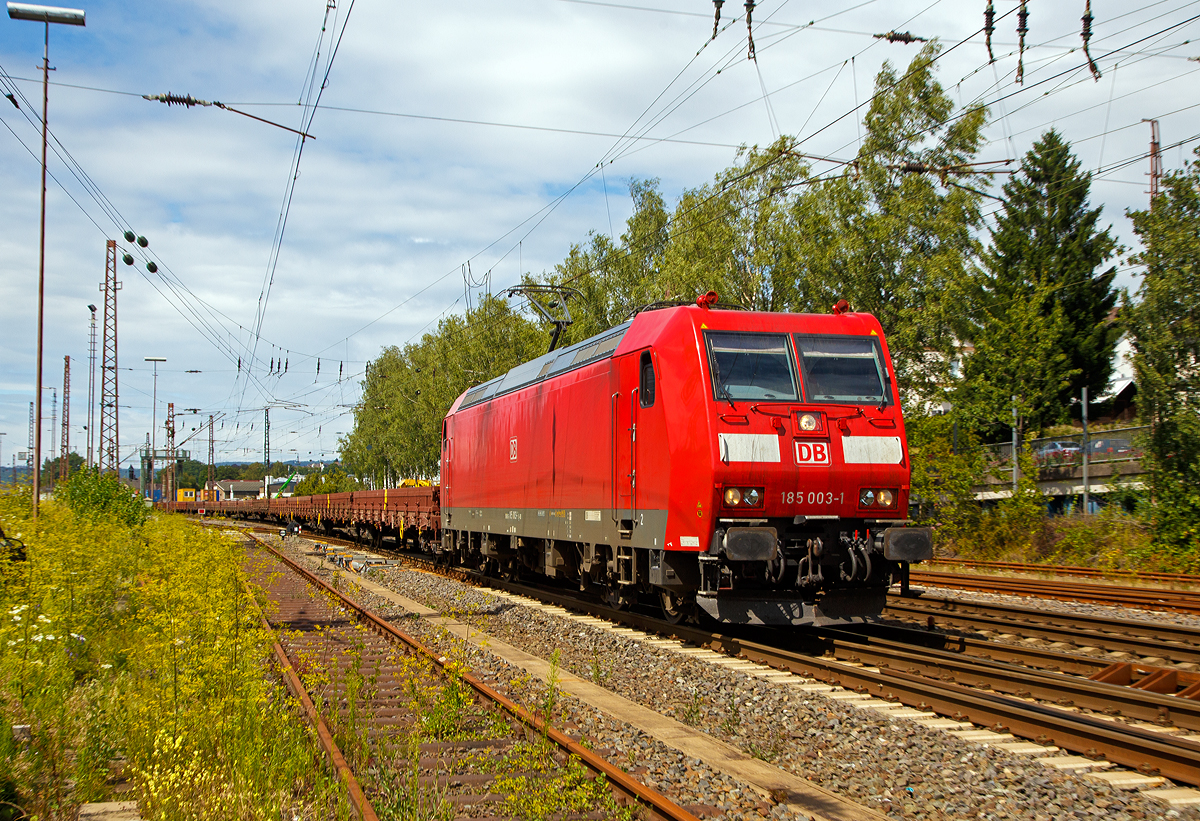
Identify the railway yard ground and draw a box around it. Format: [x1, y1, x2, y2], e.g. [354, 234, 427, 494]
[227, 519, 1200, 821]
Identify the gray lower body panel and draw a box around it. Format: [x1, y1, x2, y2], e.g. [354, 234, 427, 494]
[695, 588, 886, 626]
[443, 505, 669, 550]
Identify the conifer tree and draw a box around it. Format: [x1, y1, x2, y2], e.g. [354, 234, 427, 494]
[962, 129, 1118, 433]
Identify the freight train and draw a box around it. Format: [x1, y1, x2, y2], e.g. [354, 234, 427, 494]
[167, 293, 932, 625]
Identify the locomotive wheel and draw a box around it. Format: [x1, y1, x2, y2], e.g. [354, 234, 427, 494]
[605, 586, 634, 611]
[502, 560, 520, 582]
[659, 591, 694, 625]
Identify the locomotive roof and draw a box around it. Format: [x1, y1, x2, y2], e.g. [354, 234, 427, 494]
[457, 320, 632, 410]
[453, 303, 886, 412]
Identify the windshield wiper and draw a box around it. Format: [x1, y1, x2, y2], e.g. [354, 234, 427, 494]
[712, 360, 737, 409]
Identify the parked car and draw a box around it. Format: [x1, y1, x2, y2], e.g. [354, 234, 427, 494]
[1035, 440, 1084, 462]
[1088, 438, 1135, 458]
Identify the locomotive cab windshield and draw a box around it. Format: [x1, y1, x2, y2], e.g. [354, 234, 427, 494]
[794, 334, 890, 406]
[705, 332, 799, 401]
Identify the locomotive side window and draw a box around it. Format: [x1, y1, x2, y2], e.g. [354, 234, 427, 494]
[704, 332, 799, 401]
[794, 334, 889, 405]
[639, 351, 656, 408]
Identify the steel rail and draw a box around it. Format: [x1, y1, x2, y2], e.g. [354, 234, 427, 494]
[432, 569, 1200, 785]
[815, 627, 1200, 732]
[242, 574, 379, 821]
[251, 535, 700, 821]
[222, 523, 1200, 784]
[845, 621, 1115, 676]
[910, 570, 1200, 615]
[928, 558, 1200, 586]
[884, 595, 1200, 665]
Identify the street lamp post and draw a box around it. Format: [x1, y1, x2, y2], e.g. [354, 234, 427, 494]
[8, 2, 86, 515]
[145, 357, 165, 499]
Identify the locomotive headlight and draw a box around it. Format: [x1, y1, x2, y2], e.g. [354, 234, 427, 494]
[859, 489, 876, 507]
[743, 488, 762, 507]
[724, 487, 743, 506]
[877, 489, 895, 507]
[799, 413, 818, 431]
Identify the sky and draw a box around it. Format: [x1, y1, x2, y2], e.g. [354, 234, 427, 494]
[1, 0, 1197, 473]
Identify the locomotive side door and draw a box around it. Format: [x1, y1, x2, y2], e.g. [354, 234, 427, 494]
[612, 353, 640, 535]
[440, 418, 452, 511]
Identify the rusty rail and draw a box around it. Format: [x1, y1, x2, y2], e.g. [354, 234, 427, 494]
[928, 558, 1200, 586]
[251, 534, 700, 821]
[243, 577, 379, 821]
[436, 566, 1200, 785]
[909, 569, 1200, 615]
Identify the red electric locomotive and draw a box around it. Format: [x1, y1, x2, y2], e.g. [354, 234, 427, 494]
[439, 293, 932, 625]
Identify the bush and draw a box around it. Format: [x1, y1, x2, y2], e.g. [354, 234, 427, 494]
[0, 489, 351, 819]
[56, 468, 149, 529]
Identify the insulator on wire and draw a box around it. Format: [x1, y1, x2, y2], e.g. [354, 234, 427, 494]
[1016, 0, 1029, 85]
[122, 253, 134, 266]
[984, 1, 995, 63]
[874, 30, 927, 44]
[123, 230, 135, 242]
[146, 261, 158, 273]
[142, 92, 211, 108]
[316, 359, 321, 377]
[284, 358, 288, 374]
[744, 1, 756, 62]
[1082, 1, 1101, 81]
[711, 0, 723, 40]
[339, 361, 343, 379]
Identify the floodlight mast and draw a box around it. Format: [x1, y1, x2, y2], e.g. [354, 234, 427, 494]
[7, 2, 85, 516]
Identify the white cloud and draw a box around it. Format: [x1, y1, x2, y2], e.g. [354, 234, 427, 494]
[1, 0, 1196, 465]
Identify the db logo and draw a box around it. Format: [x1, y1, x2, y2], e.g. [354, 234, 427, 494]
[795, 441, 830, 465]
[509, 437, 518, 462]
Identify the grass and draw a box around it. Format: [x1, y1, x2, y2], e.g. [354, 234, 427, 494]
[0, 473, 352, 820]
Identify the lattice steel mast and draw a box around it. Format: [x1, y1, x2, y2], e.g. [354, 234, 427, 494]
[87, 304, 97, 467]
[98, 240, 121, 473]
[165, 402, 176, 502]
[60, 356, 69, 481]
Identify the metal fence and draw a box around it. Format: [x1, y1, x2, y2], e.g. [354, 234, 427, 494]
[985, 425, 1149, 468]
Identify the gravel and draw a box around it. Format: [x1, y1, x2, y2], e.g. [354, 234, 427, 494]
[272, 537, 1200, 821]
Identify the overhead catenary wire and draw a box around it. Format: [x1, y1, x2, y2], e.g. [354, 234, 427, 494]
[4, 3, 1195, 465]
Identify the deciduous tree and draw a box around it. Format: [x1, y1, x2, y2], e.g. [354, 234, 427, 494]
[1126, 148, 1200, 565]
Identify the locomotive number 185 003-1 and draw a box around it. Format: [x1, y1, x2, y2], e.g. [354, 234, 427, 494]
[781, 491, 844, 505]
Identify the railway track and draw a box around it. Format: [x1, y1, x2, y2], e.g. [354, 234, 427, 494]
[909, 569, 1200, 615]
[219, 519, 1200, 791]
[346, 550, 1200, 787]
[243, 531, 700, 821]
[929, 558, 1200, 586]
[883, 595, 1200, 667]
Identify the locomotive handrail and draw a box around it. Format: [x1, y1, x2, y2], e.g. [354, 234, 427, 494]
[610, 391, 620, 525]
[630, 386, 639, 530]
